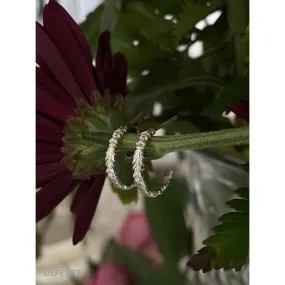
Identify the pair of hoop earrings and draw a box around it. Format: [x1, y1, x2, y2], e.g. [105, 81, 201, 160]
[105, 115, 178, 198]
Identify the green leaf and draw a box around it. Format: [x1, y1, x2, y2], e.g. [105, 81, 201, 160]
[115, 246, 153, 281]
[101, 239, 153, 285]
[101, 239, 122, 263]
[227, 0, 249, 75]
[203, 75, 249, 116]
[145, 178, 191, 261]
[225, 198, 248, 212]
[101, 240, 187, 285]
[120, 2, 176, 51]
[218, 211, 248, 224]
[187, 187, 249, 271]
[239, 162, 249, 173]
[196, 9, 228, 52]
[100, 0, 123, 33]
[111, 184, 138, 204]
[227, 0, 249, 37]
[87, 258, 98, 275]
[194, 10, 233, 76]
[126, 74, 226, 114]
[123, 0, 183, 16]
[226, 76, 249, 103]
[109, 151, 138, 204]
[129, 57, 182, 95]
[146, 262, 187, 285]
[235, 186, 249, 199]
[80, 4, 104, 56]
[114, 152, 134, 187]
[110, 2, 177, 75]
[173, 1, 223, 43]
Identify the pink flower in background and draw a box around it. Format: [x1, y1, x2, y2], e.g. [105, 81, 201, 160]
[119, 211, 162, 264]
[91, 264, 133, 285]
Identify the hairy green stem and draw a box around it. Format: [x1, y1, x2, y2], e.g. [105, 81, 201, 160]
[119, 127, 249, 159]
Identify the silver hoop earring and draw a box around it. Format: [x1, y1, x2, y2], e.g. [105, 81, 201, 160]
[105, 113, 143, 190]
[132, 116, 178, 198]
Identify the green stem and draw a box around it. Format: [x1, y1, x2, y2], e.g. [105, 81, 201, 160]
[119, 127, 249, 159]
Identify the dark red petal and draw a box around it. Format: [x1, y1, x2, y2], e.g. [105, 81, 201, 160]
[36, 176, 78, 222]
[229, 99, 249, 122]
[36, 115, 63, 145]
[36, 162, 69, 188]
[37, 153, 63, 164]
[37, 114, 61, 133]
[43, 0, 96, 96]
[36, 142, 64, 164]
[37, 86, 74, 121]
[37, 111, 65, 128]
[72, 175, 106, 245]
[37, 67, 76, 111]
[37, 52, 56, 80]
[46, 0, 93, 66]
[36, 22, 86, 102]
[110, 52, 128, 96]
[70, 180, 93, 213]
[95, 31, 113, 92]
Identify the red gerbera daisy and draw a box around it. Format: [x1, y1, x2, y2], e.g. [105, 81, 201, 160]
[36, 0, 128, 245]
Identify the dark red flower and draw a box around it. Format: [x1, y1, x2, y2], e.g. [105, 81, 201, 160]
[36, 0, 128, 245]
[229, 100, 249, 122]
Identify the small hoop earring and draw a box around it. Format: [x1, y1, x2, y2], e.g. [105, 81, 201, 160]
[132, 116, 178, 198]
[105, 113, 143, 190]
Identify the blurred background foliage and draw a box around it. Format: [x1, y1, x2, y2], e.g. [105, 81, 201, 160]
[80, 0, 249, 160]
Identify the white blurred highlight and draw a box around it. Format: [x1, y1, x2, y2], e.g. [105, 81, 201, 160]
[188, 41, 204, 59]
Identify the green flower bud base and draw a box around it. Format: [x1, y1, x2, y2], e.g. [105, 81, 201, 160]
[63, 91, 126, 180]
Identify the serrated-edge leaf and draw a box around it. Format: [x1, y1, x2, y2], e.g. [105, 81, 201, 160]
[235, 187, 249, 200]
[204, 231, 243, 246]
[226, 198, 248, 212]
[241, 163, 249, 173]
[211, 222, 241, 234]
[218, 211, 248, 224]
[187, 186, 249, 271]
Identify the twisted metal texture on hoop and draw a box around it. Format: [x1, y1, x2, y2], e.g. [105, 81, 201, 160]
[105, 126, 135, 190]
[132, 130, 174, 198]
